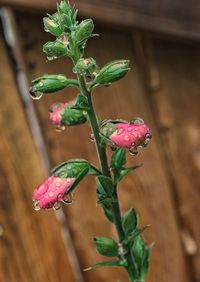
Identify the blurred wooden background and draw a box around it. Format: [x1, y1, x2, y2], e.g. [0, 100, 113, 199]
[0, 1, 200, 282]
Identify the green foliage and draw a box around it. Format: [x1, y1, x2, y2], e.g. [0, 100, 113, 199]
[93, 237, 118, 257]
[84, 260, 127, 271]
[30, 74, 70, 94]
[91, 60, 130, 87]
[70, 94, 90, 110]
[60, 107, 87, 126]
[131, 236, 152, 281]
[110, 147, 142, 184]
[122, 208, 138, 235]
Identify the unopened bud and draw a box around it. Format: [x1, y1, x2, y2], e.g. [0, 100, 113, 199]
[43, 38, 68, 60]
[93, 237, 118, 257]
[74, 19, 94, 45]
[74, 57, 98, 76]
[92, 60, 130, 86]
[30, 74, 70, 96]
[43, 17, 62, 37]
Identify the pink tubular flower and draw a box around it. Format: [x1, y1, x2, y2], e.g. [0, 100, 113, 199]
[33, 175, 75, 210]
[100, 119, 151, 154]
[49, 102, 69, 125]
[110, 123, 151, 149]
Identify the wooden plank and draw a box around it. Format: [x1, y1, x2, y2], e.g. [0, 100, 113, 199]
[1, 0, 200, 40]
[16, 12, 192, 282]
[139, 37, 200, 282]
[0, 34, 75, 282]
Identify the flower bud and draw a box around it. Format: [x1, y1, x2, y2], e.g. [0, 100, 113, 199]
[30, 74, 70, 97]
[93, 237, 119, 257]
[92, 60, 130, 86]
[100, 119, 151, 154]
[49, 101, 87, 128]
[33, 175, 75, 210]
[74, 19, 94, 45]
[43, 17, 62, 37]
[43, 38, 68, 60]
[33, 159, 90, 210]
[74, 58, 98, 76]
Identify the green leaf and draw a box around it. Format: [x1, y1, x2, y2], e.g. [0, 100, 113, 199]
[140, 244, 152, 280]
[69, 166, 89, 193]
[111, 147, 126, 174]
[101, 202, 114, 223]
[93, 237, 118, 257]
[115, 165, 142, 184]
[122, 208, 138, 235]
[70, 94, 90, 110]
[84, 260, 127, 271]
[96, 175, 114, 197]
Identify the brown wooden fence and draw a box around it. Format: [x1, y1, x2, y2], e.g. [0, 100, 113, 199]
[0, 1, 199, 282]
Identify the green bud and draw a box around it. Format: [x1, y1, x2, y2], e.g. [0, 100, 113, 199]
[61, 107, 87, 126]
[43, 38, 68, 60]
[93, 237, 118, 257]
[74, 57, 98, 76]
[30, 74, 71, 97]
[92, 60, 130, 86]
[43, 17, 62, 36]
[74, 19, 94, 45]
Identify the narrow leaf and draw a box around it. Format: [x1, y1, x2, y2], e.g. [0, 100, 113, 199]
[84, 260, 127, 271]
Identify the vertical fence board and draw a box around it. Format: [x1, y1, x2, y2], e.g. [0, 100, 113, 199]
[16, 12, 192, 282]
[0, 35, 75, 282]
[141, 38, 200, 282]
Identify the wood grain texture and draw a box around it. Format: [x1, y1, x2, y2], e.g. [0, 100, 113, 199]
[0, 34, 75, 282]
[16, 12, 192, 282]
[1, 0, 200, 40]
[141, 38, 200, 282]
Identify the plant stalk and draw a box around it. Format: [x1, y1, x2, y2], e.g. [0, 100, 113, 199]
[77, 74, 138, 282]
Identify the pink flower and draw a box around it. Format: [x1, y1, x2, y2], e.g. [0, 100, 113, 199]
[110, 123, 151, 149]
[100, 119, 151, 154]
[33, 175, 75, 210]
[49, 102, 69, 125]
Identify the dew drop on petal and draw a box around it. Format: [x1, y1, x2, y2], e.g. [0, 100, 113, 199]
[33, 200, 40, 211]
[44, 27, 49, 33]
[129, 147, 138, 156]
[47, 56, 54, 61]
[56, 125, 66, 132]
[53, 202, 62, 210]
[29, 88, 43, 100]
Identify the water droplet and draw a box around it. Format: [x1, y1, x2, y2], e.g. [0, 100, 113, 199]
[47, 56, 54, 61]
[90, 133, 94, 142]
[53, 201, 61, 210]
[145, 133, 152, 140]
[56, 125, 66, 132]
[29, 87, 43, 100]
[62, 193, 74, 205]
[129, 147, 138, 156]
[33, 200, 40, 211]
[44, 27, 49, 33]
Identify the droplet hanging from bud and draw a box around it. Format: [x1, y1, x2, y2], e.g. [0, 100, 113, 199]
[29, 87, 43, 100]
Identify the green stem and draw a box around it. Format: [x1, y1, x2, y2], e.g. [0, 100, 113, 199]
[77, 74, 138, 282]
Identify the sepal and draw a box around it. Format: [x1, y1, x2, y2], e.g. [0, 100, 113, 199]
[43, 38, 69, 60]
